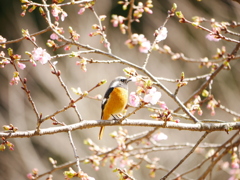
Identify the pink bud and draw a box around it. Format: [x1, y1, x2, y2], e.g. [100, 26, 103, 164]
[18, 62, 26, 70]
[78, 8, 85, 15]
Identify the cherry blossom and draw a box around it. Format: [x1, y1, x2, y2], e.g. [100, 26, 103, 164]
[50, 33, 59, 40]
[32, 47, 51, 64]
[139, 40, 151, 53]
[129, 92, 141, 107]
[144, 87, 161, 105]
[78, 8, 85, 15]
[206, 33, 221, 42]
[155, 27, 168, 42]
[9, 76, 20, 85]
[152, 132, 168, 141]
[17, 62, 26, 70]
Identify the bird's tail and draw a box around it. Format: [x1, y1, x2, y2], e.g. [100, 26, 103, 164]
[98, 126, 105, 140]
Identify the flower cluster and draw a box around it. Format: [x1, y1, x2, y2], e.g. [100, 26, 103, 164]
[89, 22, 106, 43]
[9, 71, 20, 86]
[132, 1, 153, 20]
[187, 95, 203, 116]
[0, 51, 10, 68]
[83, 139, 103, 171]
[51, 4, 68, 21]
[150, 108, 177, 122]
[0, 137, 14, 151]
[154, 27, 168, 43]
[111, 0, 153, 34]
[49, 27, 64, 41]
[27, 168, 38, 180]
[0, 35, 6, 48]
[207, 97, 219, 116]
[69, 26, 80, 41]
[125, 34, 151, 53]
[118, 0, 153, 21]
[31, 47, 51, 65]
[205, 19, 227, 42]
[76, 57, 87, 72]
[78, 1, 95, 15]
[124, 67, 162, 107]
[111, 15, 127, 34]
[130, 80, 161, 106]
[218, 147, 240, 180]
[64, 168, 95, 180]
[123, 67, 179, 122]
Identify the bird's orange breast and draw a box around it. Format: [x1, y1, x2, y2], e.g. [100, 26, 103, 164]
[102, 87, 128, 120]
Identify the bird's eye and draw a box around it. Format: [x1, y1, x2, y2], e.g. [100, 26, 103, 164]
[120, 79, 125, 82]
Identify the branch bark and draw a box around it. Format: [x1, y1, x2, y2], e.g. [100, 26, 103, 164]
[1, 119, 239, 138]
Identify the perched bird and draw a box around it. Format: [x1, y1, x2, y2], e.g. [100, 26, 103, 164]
[99, 76, 132, 140]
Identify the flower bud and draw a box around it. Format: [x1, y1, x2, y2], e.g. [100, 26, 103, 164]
[99, 79, 107, 85]
[175, 11, 184, 19]
[39, 7, 45, 16]
[0, 144, 5, 151]
[8, 48, 13, 57]
[171, 3, 177, 12]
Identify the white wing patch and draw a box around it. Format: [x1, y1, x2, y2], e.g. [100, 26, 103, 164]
[102, 98, 107, 105]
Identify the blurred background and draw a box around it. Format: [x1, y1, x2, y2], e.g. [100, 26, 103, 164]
[0, 0, 239, 179]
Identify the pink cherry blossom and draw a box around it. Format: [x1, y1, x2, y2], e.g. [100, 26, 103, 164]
[30, 59, 37, 67]
[32, 47, 51, 64]
[0, 35, 6, 48]
[129, 92, 140, 107]
[231, 162, 240, 169]
[61, 11, 68, 21]
[17, 62, 26, 70]
[229, 169, 240, 180]
[27, 173, 33, 179]
[111, 15, 120, 27]
[156, 27, 168, 42]
[152, 132, 168, 141]
[206, 33, 221, 42]
[50, 33, 59, 40]
[64, 45, 71, 51]
[9, 76, 20, 85]
[158, 101, 168, 110]
[144, 87, 161, 105]
[139, 40, 151, 53]
[175, 119, 180, 123]
[78, 8, 85, 15]
[52, 8, 60, 18]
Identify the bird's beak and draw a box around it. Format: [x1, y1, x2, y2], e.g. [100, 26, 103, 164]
[127, 77, 136, 83]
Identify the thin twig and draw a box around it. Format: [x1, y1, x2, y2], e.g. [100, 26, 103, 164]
[183, 18, 240, 44]
[142, 12, 172, 69]
[91, 7, 112, 53]
[22, 0, 93, 8]
[10, 60, 40, 124]
[175, 38, 240, 113]
[160, 132, 210, 180]
[0, 27, 51, 45]
[40, 80, 102, 123]
[127, 0, 134, 39]
[116, 168, 136, 180]
[176, 130, 240, 179]
[48, 61, 83, 122]
[156, 73, 212, 83]
[218, 104, 240, 117]
[67, 130, 82, 173]
[198, 136, 240, 179]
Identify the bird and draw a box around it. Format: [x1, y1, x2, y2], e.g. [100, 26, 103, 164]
[99, 76, 132, 140]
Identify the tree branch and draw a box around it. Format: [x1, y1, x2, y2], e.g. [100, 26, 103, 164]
[1, 120, 239, 138]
